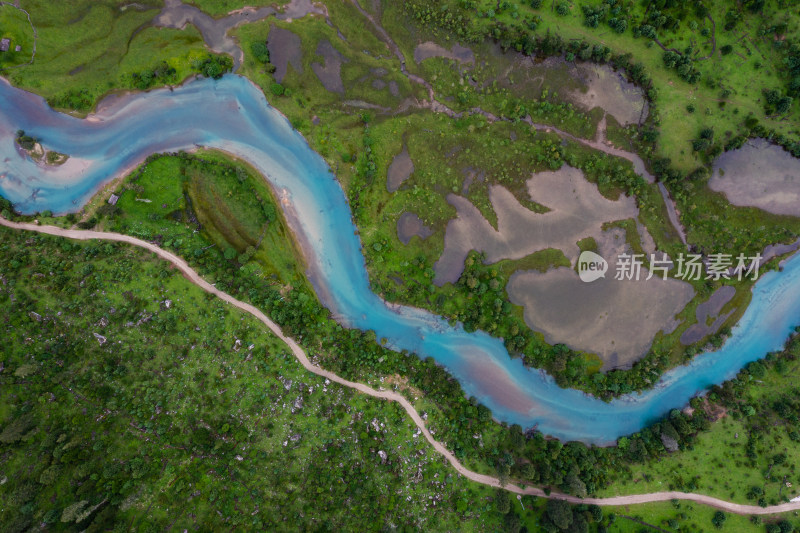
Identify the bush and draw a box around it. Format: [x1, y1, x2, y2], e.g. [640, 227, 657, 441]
[270, 83, 285, 96]
[251, 41, 270, 63]
[711, 510, 726, 528]
[546, 499, 573, 530]
[192, 55, 232, 80]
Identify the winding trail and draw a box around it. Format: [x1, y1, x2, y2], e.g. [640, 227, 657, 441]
[2, 216, 797, 516]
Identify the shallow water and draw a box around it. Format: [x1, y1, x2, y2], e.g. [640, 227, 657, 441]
[2, 75, 800, 445]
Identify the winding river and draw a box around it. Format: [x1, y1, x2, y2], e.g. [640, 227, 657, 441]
[2, 75, 799, 445]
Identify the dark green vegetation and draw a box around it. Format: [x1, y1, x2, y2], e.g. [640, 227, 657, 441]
[0, 225, 509, 531]
[14, 130, 37, 151]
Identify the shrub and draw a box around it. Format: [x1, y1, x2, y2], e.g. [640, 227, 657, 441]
[251, 41, 270, 63]
[269, 82, 285, 96]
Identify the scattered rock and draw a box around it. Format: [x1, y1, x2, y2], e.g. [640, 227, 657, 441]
[660, 433, 679, 452]
[93, 333, 107, 345]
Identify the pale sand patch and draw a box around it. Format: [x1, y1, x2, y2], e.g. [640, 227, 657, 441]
[433, 165, 638, 284]
[709, 139, 800, 217]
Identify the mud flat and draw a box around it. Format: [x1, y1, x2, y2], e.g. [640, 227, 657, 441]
[312, 39, 346, 94]
[397, 212, 433, 245]
[709, 139, 800, 217]
[508, 227, 694, 369]
[386, 145, 414, 192]
[433, 166, 640, 285]
[680, 285, 736, 346]
[413, 42, 474, 65]
[568, 62, 648, 126]
[501, 56, 647, 126]
[154, 0, 324, 71]
[267, 26, 303, 82]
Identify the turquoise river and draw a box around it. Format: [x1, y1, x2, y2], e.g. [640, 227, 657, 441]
[1, 75, 798, 445]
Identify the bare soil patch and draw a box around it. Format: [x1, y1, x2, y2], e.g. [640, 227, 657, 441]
[267, 25, 303, 83]
[433, 166, 639, 284]
[386, 144, 414, 193]
[680, 285, 736, 345]
[709, 139, 800, 217]
[508, 227, 694, 369]
[311, 39, 346, 94]
[396, 211, 433, 245]
[413, 41, 474, 65]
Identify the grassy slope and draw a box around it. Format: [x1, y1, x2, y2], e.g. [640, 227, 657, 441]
[3, 0, 232, 113]
[102, 149, 309, 291]
[0, 4, 34, 69]
[0, 224, 506, 531]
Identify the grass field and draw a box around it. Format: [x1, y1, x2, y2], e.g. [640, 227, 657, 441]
[603, 347, 800, 508]
[0, 3, 35, 69]
[98, 149, 309, 290]
[2, 1, 232, 113]
[602, 500, 795, 532]
[396, 0, 800, 174]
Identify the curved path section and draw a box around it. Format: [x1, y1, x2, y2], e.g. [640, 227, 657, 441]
[2, 216, 798, 516]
